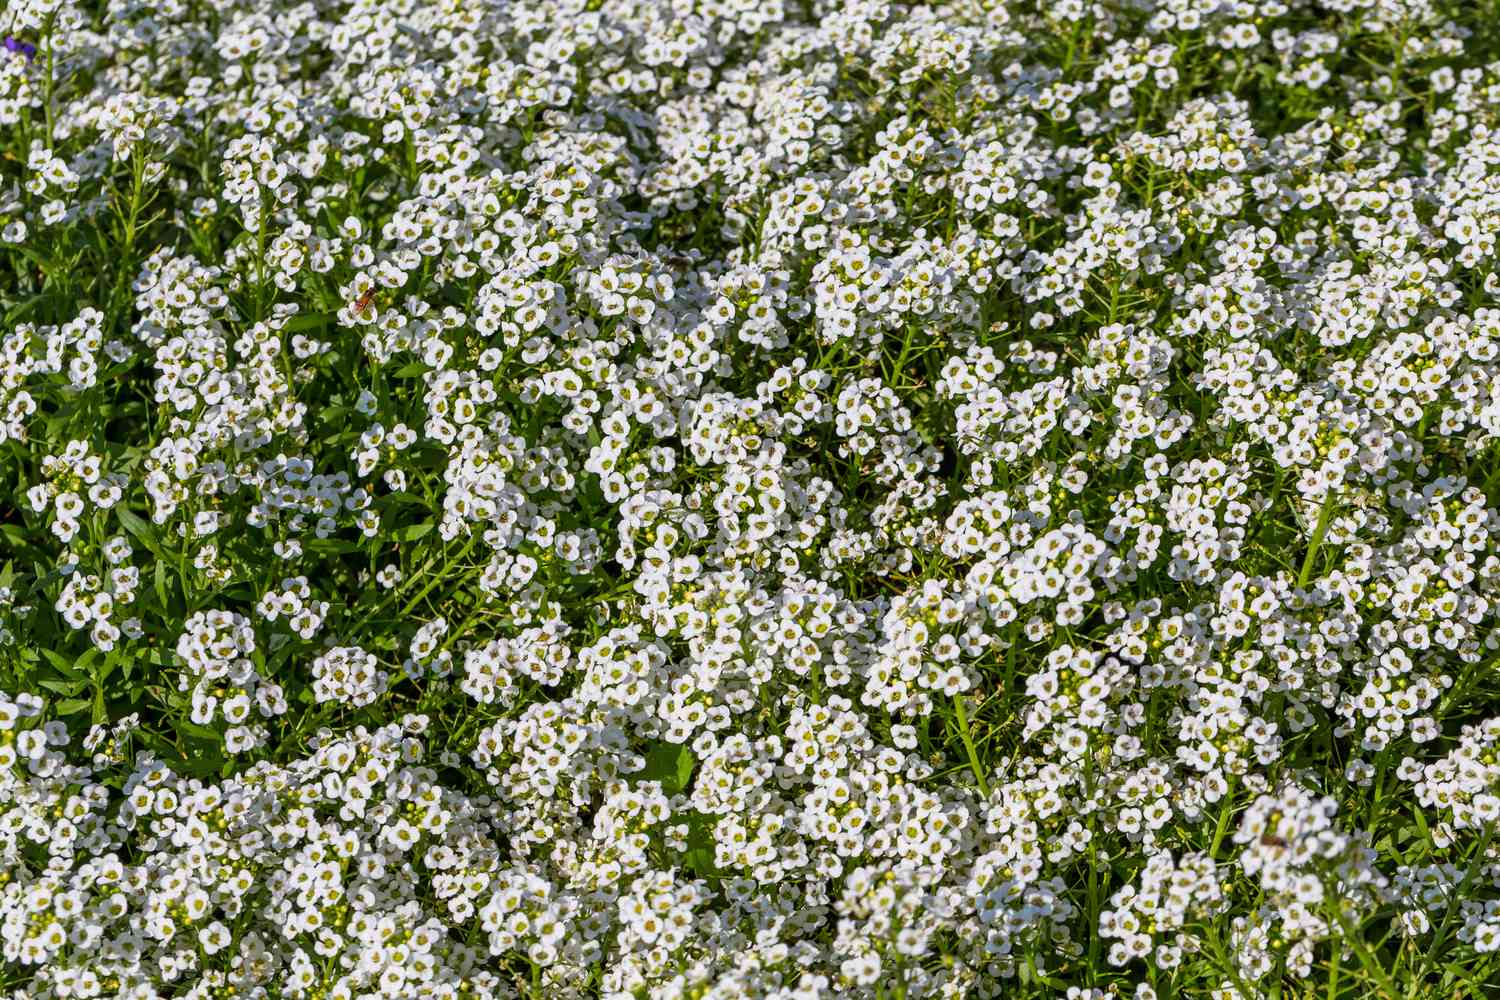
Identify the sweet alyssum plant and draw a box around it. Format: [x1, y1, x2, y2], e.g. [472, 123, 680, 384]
[3, 0, 1500, 997]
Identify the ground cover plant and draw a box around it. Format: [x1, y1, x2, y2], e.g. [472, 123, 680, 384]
[8, 0, 1500, 997]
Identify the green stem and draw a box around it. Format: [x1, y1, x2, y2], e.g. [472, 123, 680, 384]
[345, 531, 478, 634]
[1200, 922, 1256, 1000]
[1427, 821, 1495, 964]
[1329, 901, 1400, 1000]
[953, 692, 989, 798]
[1298, 490, 1338, 589]
[1086, 831, 1103, 975]
[42, 13, 57, 150]
[1208, 774, 1238, 860]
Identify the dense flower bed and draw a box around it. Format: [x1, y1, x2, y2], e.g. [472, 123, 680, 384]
[4, 0, 1500, 996]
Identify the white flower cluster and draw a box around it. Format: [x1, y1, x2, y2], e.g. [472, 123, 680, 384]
[311, 646, 389, 709]
[1229, 782, 1388, 979]
[177, 610, 287, 754]
[1100, 849, 1224, 969]
[4, 0, 1500, 996]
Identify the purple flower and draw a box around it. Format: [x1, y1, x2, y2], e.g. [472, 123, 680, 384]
[3, 37, 37, 61]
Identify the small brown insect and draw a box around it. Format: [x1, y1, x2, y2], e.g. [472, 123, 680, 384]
[1260, 833, 1288, 848]
[353, 287, 376, 314]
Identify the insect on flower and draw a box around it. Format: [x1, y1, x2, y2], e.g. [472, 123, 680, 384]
[353, 287, 376, 315]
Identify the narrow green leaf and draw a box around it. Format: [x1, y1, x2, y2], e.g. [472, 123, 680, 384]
[281, 311, 333, 333]
[37, 677, 88, 696]
[117, 507, 163, 554]
[393, 522, 434, 542]
[40, 648, 83, 677]
[155, 558, 170, 611]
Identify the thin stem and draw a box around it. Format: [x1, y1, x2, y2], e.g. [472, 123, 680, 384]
[1208, 774, 1238, 860]
[42, 13, 57, 149]
[1298, 490, 1338, 589]
[1427, 820, 1495, 964]
[953, 691, 989, 798]
[1086, 830, 1103, 975]
[1328, 901, 1400, 1000]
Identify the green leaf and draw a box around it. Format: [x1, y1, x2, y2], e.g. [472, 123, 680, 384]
[282, 311, 333, 333]
[155, 558, 170, 611]
[3, 292, 47, 325]
[682, 812, 718, 876]
[175, 746, 228, 778]
[40, 648, 83, 677]
[54, 698, 92, 716]
[306, 538, 363, 554]
[97, 649, 124, 684]
[393, 522, 434, 542]
[37, 677, 88, 696]
[1413, 807, 1435, 850]
[177, 721, 223, 742]
[116, 507, 163, 554]
[638, 741, 695, 795]
[0, 523, 36, 551]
